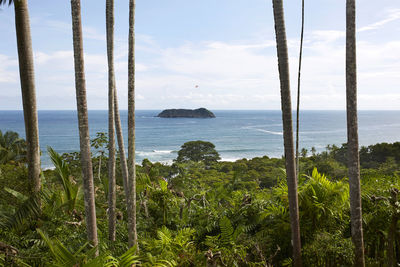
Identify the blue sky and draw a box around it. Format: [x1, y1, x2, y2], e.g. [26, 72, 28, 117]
[0, 0, 399, 110]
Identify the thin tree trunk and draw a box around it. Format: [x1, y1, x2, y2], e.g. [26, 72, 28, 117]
[272, 0, 302, 266]
[387, 189, 399, 267]
[295, 0, 304, 178]
[388, 213, 397, 267]
[106, 0, 116, 242]
[127, 0, 138, 249]
[70, 0, 98, 250]
[346, 0, 365, 265]
[396, 232, 400, 265]
[114, 90, 129, 199]
[98, 154, 102, 182]
[14, 0, 41, 194]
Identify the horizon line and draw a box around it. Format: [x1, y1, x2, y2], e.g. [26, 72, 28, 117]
[2, 109, 400, 111]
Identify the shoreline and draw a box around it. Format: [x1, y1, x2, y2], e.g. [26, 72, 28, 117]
[40, 155, 270, 170]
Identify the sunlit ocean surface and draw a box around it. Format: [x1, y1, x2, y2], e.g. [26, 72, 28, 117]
[1, 110, 400, 168]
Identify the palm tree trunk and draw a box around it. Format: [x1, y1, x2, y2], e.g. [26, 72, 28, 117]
[114, 90, 129, 199]
[346, 0, 365, 265]
[97, 153, 102, 182]
[106, 0, 116, 242]
[295, 0, 304, 178]
[14, 0, 41, 194]
[127, 0, 138, 248]
[387, 189, 399, 267]
[70, 0, 98, 249]
[272, 0, 302, 266]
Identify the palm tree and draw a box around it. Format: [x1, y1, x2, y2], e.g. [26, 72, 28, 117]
[114, 91, 129, 199]
[127, 0, 138, 248]
[272, 0, 302, 266]
[0, 0, 41, 194]
[346, 0, 365, 265]
[106, 0, 117, 242]
[295, 0, 305, 177]
[70, 0, 98, 249]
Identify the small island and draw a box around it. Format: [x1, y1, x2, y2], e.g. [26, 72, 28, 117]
[157, 108, 216, 118]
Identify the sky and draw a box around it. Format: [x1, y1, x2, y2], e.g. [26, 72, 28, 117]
[0, 0, 399, 110]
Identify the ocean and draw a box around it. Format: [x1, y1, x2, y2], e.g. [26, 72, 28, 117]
[1, 110, 400, 168]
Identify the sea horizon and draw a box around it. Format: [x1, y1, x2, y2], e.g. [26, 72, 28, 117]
[2, 109, 400, 111]
[1, 110, 400, 168]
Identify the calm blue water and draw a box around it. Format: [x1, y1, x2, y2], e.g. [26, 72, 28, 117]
[1, 110, 400, 168]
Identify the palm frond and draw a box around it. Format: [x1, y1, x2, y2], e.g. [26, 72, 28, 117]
[48, 147, 81, 211]
[37, 229, 78, 266]
[0, 0, 14, 6]
[1, 194, 41, 229]
[4, 187, 28, 202]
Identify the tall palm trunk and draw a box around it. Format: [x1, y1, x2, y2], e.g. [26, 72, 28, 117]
[13, 0, 41, 194]
[114, 91, 129, 199]
[346, 0, 365, 265]
[295, 0, 305, 177]
[70, 0, 98, 249]
[106, 0, 117, 242]
[127, 0, 138, 248]
[272, 0, 302, 266]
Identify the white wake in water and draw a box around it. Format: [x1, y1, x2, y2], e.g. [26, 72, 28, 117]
[136, 150, 177, 157]
[241, 125, 283, 136]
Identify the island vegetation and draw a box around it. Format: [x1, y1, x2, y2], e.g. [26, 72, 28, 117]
[157, 108, 216, 119]
[1, 130, 400, 266]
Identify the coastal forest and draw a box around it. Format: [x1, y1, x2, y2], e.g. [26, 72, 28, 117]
[2, 134, 400, 266]
[1, 0, 399, 266]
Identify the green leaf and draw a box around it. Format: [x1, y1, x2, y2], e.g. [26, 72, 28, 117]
[4, 187, 28, 202]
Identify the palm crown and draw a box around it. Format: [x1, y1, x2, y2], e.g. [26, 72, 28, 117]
[0, 0, 14, 6]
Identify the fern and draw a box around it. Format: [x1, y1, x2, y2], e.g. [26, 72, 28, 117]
[117, 245, 140, 267]
[219, 216, 234, 245]
[157, 226, 173, 247]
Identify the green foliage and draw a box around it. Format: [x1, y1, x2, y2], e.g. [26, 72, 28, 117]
[37, 228, 96, 266]
[219, 216, 234, 245]
[0, 164, 29, 206]
[204, 216, 248, 265]
[2, 137, 400, 266]
[302, 231, 354, 266]
[48, 147, 82, 213]
[299, 168, 349, 233]
[0, 130, 26, 165]
[38, 229, 140, 267]
[323, 141, 400, 171]
[141, 226, 197, 266]
[360, 142, 400, 167]
[104, 245, 140, 267]
[0, 192, 41, 230]
[175, 140, 220, 165]
[90, 132, 108, 151]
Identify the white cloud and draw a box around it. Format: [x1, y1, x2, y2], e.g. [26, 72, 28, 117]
[358, 9, 400, 32]
[44, 19, 106, 41]
[131, 26, 400, 110]
[35, 51, 73, 66]
[0, 54, 18, 83]
[2, 24, 400, 110]
[307, 30, 345, 44]
[83, 26, 106, 41]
